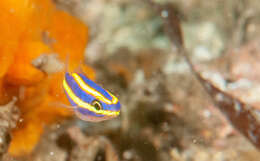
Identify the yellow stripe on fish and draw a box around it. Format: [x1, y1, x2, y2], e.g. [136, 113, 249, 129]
[71, 73, 118, 105]
[63, 77, 120, 116]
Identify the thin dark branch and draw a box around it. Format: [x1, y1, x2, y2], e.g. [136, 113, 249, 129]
[146, 0, 260, 150]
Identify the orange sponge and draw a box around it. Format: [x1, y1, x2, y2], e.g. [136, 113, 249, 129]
[0, 0, 92, 156]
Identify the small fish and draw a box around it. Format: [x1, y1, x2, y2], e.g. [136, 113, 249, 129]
[63, 72, 121, 122]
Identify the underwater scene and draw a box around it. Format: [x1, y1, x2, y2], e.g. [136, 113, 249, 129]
[0, 0, 260, 160]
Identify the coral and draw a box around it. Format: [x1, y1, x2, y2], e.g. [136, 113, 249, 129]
[0, 0, 91, 156]
[0, 97, 19, 158]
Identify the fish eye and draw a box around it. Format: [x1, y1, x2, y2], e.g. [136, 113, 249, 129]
[92, 100, 102, 111]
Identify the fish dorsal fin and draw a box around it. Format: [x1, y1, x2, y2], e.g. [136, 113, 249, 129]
[73, 63, 85, 75]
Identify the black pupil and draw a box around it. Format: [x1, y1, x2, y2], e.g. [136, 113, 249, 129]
[93, 101, 101, 110]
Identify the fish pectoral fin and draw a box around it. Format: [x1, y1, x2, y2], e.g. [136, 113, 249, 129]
[48, 101, 76, 109]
